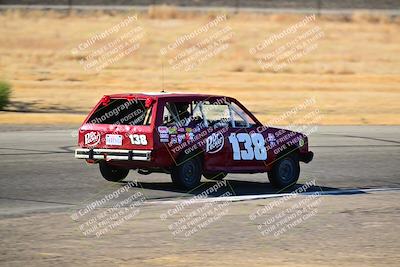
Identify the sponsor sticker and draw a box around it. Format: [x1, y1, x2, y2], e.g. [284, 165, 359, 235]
[177, 134, 185, 144]
[85, 131, 101, 146]
[193, 126, 201, 133]
[159, 133, 169, 139]
[206, 132, 224, 154]
[106, 134, 123, 146]
[169, 126, 177, 134]
[170, 135, 178, 144]
[185, 132, 194, 141]
[158, 126, 169, 134]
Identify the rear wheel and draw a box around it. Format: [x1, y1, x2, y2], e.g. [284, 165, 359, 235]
[171, 154, 202, 190]
[268, 153, 300, 189]
[99, 161, 129, 182]
[203, 172, 227, 181]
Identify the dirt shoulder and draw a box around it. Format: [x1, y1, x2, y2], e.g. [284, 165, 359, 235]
[1, 11, 399, 125]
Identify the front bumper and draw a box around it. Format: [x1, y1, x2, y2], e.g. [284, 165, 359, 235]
[299, 151, 314, 163]
[75, 148, 151, 161]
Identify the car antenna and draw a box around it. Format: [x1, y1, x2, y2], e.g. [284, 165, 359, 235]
[161, 56, 165, 93]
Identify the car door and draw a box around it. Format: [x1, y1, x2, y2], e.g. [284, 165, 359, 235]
[155, 98, 230, 172]
[224, 101, 270, 173]
[198, 99, 231, 173]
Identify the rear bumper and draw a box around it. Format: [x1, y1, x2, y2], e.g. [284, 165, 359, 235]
[75, 148, 151, 161]
[299, 151, 314, 163]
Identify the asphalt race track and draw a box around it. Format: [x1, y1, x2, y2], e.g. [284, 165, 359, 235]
[0, 125, 399, 216]
[0, 125, 400, 266]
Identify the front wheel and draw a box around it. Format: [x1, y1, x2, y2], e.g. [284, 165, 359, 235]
[171, 155, 202, 190]
[268, 153, 300, 189]
[99, 161, 129, 182]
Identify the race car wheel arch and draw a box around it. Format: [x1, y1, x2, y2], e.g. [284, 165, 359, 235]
[276, 145, 300, 159]
[171, 152, 203, 190]
[268, 152, 300, 189]
[99, 161, 129, 182]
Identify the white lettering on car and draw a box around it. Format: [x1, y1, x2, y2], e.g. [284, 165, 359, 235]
[228, 133, 267, 160]
[129, 134, 147, 145]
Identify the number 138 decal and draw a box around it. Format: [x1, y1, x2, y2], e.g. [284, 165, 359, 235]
[129, 134, 148, 145]
[228, 133, 267, 160]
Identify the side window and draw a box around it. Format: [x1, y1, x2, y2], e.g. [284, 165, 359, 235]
[230, 102, 256, 128]
[192, 101, 204, 123]
[160, 100, 255, 128]
[162, 105, 174, 125]
[202, 101, 231, 127]
[162, 102, 191, 126]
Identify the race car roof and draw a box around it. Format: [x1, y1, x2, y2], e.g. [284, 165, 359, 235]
[107, 92, 228, 100]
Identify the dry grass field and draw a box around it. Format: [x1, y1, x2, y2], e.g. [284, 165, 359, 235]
[0, 8, 399, 125]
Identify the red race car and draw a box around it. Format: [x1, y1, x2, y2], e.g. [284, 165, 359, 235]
[75, 93, 313, 189]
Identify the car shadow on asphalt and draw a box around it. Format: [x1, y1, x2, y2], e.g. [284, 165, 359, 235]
[118, 179, 361, 198]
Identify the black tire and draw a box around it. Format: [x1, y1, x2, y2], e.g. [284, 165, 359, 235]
[99, 161, 129, 182]
[171, 154, 202, 190]
[268, 153, 300, 189]
[203, 172, 227, 180]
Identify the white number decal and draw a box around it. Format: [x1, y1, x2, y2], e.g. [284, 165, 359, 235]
[237, 133, 254, 160]
[140, 135, 147, 145]
[129, 134, 148, 145]
[251, 134, 267, 160]
[228, 133, 267, 160]
[228, 133, 241, 160]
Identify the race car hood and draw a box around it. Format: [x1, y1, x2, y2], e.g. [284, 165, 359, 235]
[251, 126, 310, 154]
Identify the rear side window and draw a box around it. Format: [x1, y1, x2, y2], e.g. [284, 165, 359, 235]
[87, 99, 152, 125]
[162, 101, 192, 126]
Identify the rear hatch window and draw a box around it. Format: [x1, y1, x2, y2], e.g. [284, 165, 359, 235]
[86, 98, 152, 125]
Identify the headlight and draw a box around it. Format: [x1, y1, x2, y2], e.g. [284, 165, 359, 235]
[299, 138, 305, 147]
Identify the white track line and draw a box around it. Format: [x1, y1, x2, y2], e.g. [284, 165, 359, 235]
[145, 187, 400, 205]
